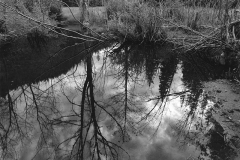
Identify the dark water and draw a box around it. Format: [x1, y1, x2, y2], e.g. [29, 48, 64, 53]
[0, 36, 239, 160]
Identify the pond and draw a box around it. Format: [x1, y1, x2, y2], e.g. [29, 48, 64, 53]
[0, 35, 240, 160]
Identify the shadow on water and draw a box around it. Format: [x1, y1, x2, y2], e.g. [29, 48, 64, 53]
[0, 34, 112, 98]
[0, 36, 240, 160]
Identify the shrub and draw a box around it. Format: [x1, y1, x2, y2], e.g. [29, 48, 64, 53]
[49, 5, 65, 22]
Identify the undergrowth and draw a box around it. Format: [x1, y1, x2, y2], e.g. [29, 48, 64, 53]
[0, 0, 61, 41]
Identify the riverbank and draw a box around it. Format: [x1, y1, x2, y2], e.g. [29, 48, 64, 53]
[58, 1, 240, 46]
[1, 1, 240, 67]
[1, 0, 240, 47]
[203, 79, 240, 153]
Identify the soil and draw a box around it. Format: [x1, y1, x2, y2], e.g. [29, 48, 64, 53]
[203, 79, 240, 151]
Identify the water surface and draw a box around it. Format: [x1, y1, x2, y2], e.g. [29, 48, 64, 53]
[0, 37, 239, 160]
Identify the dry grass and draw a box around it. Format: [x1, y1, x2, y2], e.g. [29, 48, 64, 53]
[106, 1, 167, 42]
[105, 0, 240, 38]
[61, 6, 107, 26]
[88, 7, 107, 26]
[2, 0, 239, 46]
[61, 7, 81, 22]
[0, 0, 60, 38]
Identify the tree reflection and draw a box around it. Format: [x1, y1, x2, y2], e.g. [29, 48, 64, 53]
[0, 39, 122, 159]
[176, 49, 240, 160]
[180, 48, 233, 122]
[108, 42, 184, 137]
[159, 54, 178, 101]
[0, 40, 240, 160]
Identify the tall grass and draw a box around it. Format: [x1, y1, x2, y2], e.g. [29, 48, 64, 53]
[106, 0, 167, 42]
[105, 0, 240, 43]
[105, 0, 217, 42]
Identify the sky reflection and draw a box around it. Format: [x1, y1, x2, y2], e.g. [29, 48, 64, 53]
[5, 41, 239, 160]
[16, 47, 199, 160]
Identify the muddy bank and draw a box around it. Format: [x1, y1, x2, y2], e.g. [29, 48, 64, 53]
[203, 79, 240, 154]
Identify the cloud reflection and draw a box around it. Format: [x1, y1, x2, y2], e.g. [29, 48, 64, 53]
[17, 44, 200, 160]
[106, 111, 199, 160]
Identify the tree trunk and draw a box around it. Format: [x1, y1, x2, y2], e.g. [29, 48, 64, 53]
[0, 0, 7, 32]
[79, 0, 87, 31]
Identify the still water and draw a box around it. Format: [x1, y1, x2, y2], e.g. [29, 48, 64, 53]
[0, 36, 239, 160]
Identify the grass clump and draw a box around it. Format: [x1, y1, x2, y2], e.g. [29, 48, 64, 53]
[107, 1, 167, 43]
